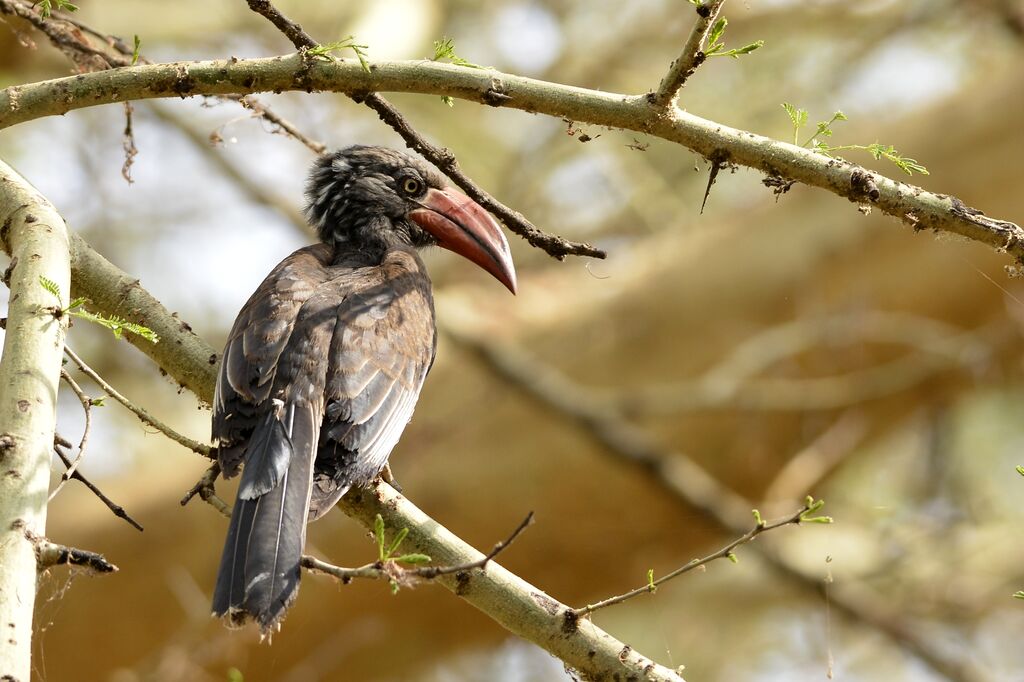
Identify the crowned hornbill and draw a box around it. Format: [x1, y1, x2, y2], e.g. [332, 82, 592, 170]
[211, 145, 516, 631]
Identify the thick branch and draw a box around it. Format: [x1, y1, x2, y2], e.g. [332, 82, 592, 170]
[651, 0, 727, 106]
[338, 483, 684, 681]
[0, 158, 70, 680]
[1, 56, 1018, 265]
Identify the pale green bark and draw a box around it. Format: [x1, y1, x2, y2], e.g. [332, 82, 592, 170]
[0, 55, 1020, 266]
[0, 160, 70, 681]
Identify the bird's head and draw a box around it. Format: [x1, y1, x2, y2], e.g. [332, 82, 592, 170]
[305, 145, 517, 293]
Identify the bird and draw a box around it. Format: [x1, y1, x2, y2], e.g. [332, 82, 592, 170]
[210, 145, 517, 632]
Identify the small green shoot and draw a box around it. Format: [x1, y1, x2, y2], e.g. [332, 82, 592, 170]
[726, 552, 739, 564]
[39, 276, 159, 343]
[782, 103, 928, 176]
[1015, 591, 1024, 600]
[131, 35, 142, 66]
[799, 496, 833, 524]
[431, 37, 483, 69]
[35, 0, 78, 19]
[227, 668, 244, 682]
[703, 18, 764, 60]
[371, 514, 432, 593]
[430, 37, 484, 107]
[646, 568, 657, 593]
[1017, 465, 1024, 477]
[308, 36, 370, 74]
[751, 508, 765, 528]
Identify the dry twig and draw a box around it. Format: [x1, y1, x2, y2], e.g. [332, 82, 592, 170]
[243, 0, 605, 261]
[575, 500, 828, 617]
[51, 369, 93, 501]
[52, 440, 144, 531]
[64, 345, 211, 457]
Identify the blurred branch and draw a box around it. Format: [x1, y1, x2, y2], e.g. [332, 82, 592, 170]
[52, 435, 144, 532]
[2, 57, 1020, 268]
[575, 498, 829, 617]
[612, 313, 987, 414]
[63, 345, 212, 458]
[762, 412, 868, 503]
[446, 325, 986, 682]
[243, 0, 603, 261]
[144, 102, 313, 237]
[58, 231, 683, 682]
[652, 0, 727, 106]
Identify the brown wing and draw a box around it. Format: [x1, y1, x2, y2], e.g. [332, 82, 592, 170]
[308, 249, 436, 519]
[213, 244, 334, 476]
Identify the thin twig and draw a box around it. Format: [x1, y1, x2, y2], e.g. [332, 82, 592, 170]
[34, 538, 118, 573]
[243, 0, 605, 261]
[411, 510, 534, 579]
[301, 510, 534, 583]
[64, 345, 212, 458]
[51, 369, 92, 501]
[52, 444, 144, 531]
[180, 462, 231, 518]
[575, 502, 823, 616]
[651, 0, 727, 107]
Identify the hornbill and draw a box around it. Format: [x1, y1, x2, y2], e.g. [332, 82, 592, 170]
[211, 145, 516, 632]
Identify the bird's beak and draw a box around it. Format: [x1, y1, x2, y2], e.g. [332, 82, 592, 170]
[409, 187, 517, 294]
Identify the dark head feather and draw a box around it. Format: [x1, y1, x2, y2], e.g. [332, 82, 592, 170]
[304, 145, 447, 253]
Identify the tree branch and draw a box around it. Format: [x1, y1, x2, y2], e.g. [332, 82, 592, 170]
[651, 0, 727, 106]
[243, 0, 603, 260]
[1, 56, 1018, 266]
[0, 157, 70, 680]
[63, 345, 212, 457]
[575, 499, 828, 617]
[32, 537, 118, 574]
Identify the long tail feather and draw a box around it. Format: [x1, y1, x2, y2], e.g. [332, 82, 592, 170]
[212, 403, 318, 632]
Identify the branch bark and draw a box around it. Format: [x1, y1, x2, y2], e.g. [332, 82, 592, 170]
[1, 56, 1019, 266]
[0, 158, 70, 681]
[651, 0, 727, 106]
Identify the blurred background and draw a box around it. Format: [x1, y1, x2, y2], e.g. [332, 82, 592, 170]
[2, 0, 1024, 680]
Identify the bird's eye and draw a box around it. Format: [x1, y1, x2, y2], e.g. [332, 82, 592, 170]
[401, 178, 422, 195]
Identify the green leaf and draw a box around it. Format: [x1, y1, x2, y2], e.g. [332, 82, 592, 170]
[227, 668, 244, 682]
[39, 275, 61, 299]
[384, 527, 409, 559]
[393, 553, 432, 565]
[646, 568, 657, 592]
[131, 35, 142, 66]
[308, 36, 371, 74]
[90, 396, 106, 407]
[1016, 465, 1024, 477]
[707, 18, 727, 48]
[440, 95, 455, 108]
[1014, 591, 1024, 600]
[374, 513, 386, 561]
[69, 309, 159, 343]
[751, 508, 764, 527]
[726, 552, 739, 564]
